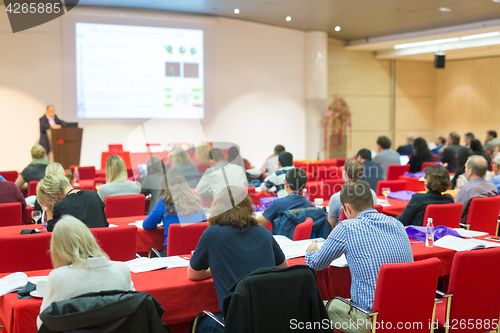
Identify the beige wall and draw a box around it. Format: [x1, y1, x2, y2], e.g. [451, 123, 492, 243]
[436, 57, 500, 145]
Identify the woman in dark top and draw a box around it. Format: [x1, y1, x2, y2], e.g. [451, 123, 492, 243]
[451, 147, 474, 189]
[408, 137, 435, 173]
[36, 174, 108, 231]
[398, 164, 454, 226]
[470, 139, 491, 166]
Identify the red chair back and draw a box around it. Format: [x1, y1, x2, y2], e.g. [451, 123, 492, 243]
[69, 166, 96, 180]
[108, 144, 123, 151]
[28, 181, 39, 197]
[373, 204, 384, 214]
[305, 182, 322, 202]
[335, 158, 347, 168]
[293, 161, 319, 175]
[372, 258, 441, 332]
[0, 233, 52, 273]
[421, 161, 438, 171]
[104, 194, 146, 218]
[447, 247, 500, 330]
[0, 171, 18, 182]
[376, 180, 407, 196]
[91, 226, 137, 261]
[167, 222, 208, 256]
[322, 179, 345, 200]
[305, 172, 315, 181]
[340, 209, 347, 222]
[466, 196, 500, 236]
[433, 154, 439, 160]
[292, 217, 313, 241]
[316, 166, 342, 181]
[197, 163, 211, 174]
[386, 164, 410, 181]
[0, 202, 22, 226]
[423, 202, 463, 229]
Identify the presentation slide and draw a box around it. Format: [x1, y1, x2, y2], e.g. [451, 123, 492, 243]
[75, 23, 204, 119]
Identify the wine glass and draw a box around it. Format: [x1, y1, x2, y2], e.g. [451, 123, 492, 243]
[31, 210, 41, 224]
[382, 187, 391, 201]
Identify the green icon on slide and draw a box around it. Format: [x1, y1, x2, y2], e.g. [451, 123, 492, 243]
[190, 48, 197, 55]
[165, 45, 173, 54]
[179, 46, 186, 54]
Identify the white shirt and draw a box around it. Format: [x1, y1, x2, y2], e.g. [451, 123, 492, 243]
[37, 256, 134, 329]
[195, 162, 248, 198]
[97, 180, 141, 202]
[262, 155, 280, 177]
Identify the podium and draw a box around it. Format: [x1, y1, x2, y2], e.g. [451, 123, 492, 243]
[46, 127, 83, 169]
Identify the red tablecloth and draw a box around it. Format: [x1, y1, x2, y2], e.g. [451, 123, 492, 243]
[378, 196, 409, 217]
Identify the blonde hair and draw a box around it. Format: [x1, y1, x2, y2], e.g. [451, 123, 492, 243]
[37, 174, 70, 206]
[50, 215, 108, 269]
[171, 147, 191, 165]
[31, 145, 46, 159]
[106, 155, 128, 183]
[195, 142, 210, 164]
[45, 162, 65, 176]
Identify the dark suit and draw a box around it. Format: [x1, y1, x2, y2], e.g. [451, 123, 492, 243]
[39, 114, 63, 155]
[408, 155, 435, 173]
[397, 191, 454, 226]
[396, 144, 413, 156]
[437, 144, 462, 173]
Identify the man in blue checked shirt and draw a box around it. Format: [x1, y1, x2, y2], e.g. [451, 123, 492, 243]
[305, 180, 413, 333]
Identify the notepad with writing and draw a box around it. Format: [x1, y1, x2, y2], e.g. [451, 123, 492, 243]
[273, 235, 326, 259]
[125, 257, 190, 273]
[0, 272, 29, 297]
[434, 235, 500, 252]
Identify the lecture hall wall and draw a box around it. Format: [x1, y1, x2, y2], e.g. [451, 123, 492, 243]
[0, 7, 305, 171]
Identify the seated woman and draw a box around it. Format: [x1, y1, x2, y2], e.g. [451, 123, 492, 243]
[140, 156, 166, 214]
[15, 145, 50, 190]
[398, 164, 454, 226]
[32, 162, 66, 213]
[143, 172, 206, 253]
[167, 147, 199, 176]
[470, 139, 492, 166]
[188, 186, 288, 332]
[37, 174, 108, 231]
[408, 137, 435, 173]
[97, 155, 140, 201]
[37, 215, 134, 329]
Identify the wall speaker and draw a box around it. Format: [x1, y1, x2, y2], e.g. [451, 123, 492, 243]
[434, 53, 445, 69]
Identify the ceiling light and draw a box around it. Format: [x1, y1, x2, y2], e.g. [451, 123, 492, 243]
[439, 7, 451, 12]
[234, 8, 240, 14]
[460, 31, 500, 40]
[286, 16, 291, 21]
[335, 26, 341, 32]
[493, 0, 500, 3]
[394, 37, 460, 49]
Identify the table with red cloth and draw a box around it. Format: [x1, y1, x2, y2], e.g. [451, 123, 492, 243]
[377, 196, 409, 217]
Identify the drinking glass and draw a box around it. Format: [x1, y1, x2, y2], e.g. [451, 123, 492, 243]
[382, 187, 390, 201]
[31, 210, 42, 224]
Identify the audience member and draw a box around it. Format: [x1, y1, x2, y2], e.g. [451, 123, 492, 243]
[32, 162, 66, 213]
[455, 155, 498, 224]
[195, 142, 211, 169]
[464, 132, 475, 147]
[37, 215, 134, 329]
[484, 131, 500, 155]
[260, 151, 295, 198]
[195, 148, 248, 198]
[398, 164, 454, 226]
[228, 146, 263, 186]
[15, 145, 49, 190]
[0, 178, 26, 211]
[432, 136, 446, 155]
[373, 136, 400, 180]
[493, 143, 500, 158]
[261, 144, 285, 177]
[37, 174, 109, 231]
[305, 180, 412, 332]
[143, 172, 206, 253]
[97, 155, 141, 201]
[328, 159, 377, 228]
[257, 168, 314, 228]
[408, 137, 435, 173]
[470, 139, 491, 166]
[396, 132, 416, 156]
[167, 147, 199, 175]
[188, 186, 287, 332]
[438, 132, 462, 173]
[357, 149, 383, 191]
[140, 156, 166, 214]
[489, 154, 500, 193]
[451, 147, 474, 190]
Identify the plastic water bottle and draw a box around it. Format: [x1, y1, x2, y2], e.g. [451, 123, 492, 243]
[42, 207, 48, 231]
[73, 167, 80, 186]
[303, 188, 309, 201]
[425, 218, 434, 247]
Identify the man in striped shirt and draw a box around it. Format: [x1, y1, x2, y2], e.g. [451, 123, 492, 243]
[260, 151, 295, 198]
[305, 180, 412, 333]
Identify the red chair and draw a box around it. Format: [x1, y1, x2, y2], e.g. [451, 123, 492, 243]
[104, 194, 146, 218]
[334, 258, 441, 333]
[316, 166, 342, 181]
[167, 222, 208, 256]
[340, 209, 347, 222]
[465, 196, 500, 236]
[421, 161, 438, 171]
[0, 171, 18, 182]
[433, 154, 439, 161]
[91, 226, 137, 261]
[305, 172, 315, 181]
[373, 204, 384, 214]
[305, 182, 322, 202]
[334, 158, 347, 168]
[436, 247, 500, 333]
[376, 180, 407, 197]
[0, 202, 22, 226]
[386, 164, 410, 180]
[198, 163, 211, 174]
[292, 217, 313, 241]
[108, 144, 123, 151]
[322, 179, 345, 200]
[69, 166, 96, 180]
[423, 203, 463, 229]
[0, 233, 52, 273]
[28, 181, 39, 196]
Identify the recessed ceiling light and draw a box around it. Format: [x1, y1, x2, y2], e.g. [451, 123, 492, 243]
[335, 26, 341, 32]
[234, 8, 240, 14]
[493, 0, 500, 3]
[439, 7, 451, 12]
[286, 16, 292, 22]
